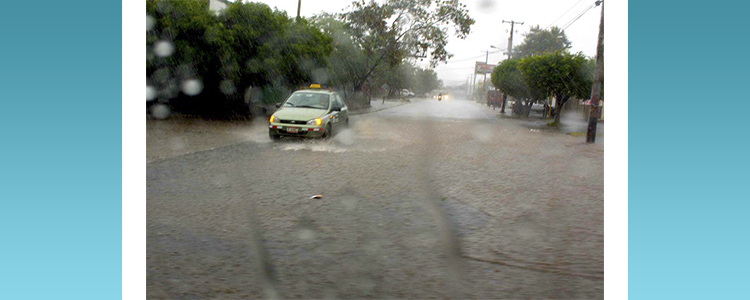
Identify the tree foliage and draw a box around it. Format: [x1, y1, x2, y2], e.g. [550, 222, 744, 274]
[311, 14, 370, 97]
[146, 0, 464, 115]
[413, 68, 441, 96]
[147, 0, 215, 101]
[345, 0, 473, 64]
[490, 58, 545, 117]
[518, 51, 594, 123]
[311, 1, 466, 104]
[146, 0, 333, 115]
[492, 59, 533, 101]
[214, 3, 332, 101]
[378, 62, 415, 96]
[337, 0, 474, 91]
[513, 25, 571, 58]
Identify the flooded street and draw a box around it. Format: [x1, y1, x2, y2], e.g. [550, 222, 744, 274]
[147, 98, 604, 299]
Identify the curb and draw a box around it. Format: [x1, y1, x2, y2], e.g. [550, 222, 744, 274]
[567, 132, 603, 137]
[349, 101, 410, 116]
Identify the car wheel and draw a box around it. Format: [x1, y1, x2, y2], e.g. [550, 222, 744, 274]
[323, 124, 332, 139]
[269, 131, 281, 141]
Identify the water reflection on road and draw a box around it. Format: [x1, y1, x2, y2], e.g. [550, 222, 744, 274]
[147, 98, 604, 299]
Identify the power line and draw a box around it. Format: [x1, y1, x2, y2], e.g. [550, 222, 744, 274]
[429, 53, 504, 71]
[447, 54, 486, 63]
[546, 0, 585, 29]
[445, 51, 502, 64]
[435, 66, 476, 71]
[562, 5, 595, 30]
[560, 3, 596, 30]
[560, 1, 601, 31]
[442, 78, 470, 83]
[447, 53, 486, 60]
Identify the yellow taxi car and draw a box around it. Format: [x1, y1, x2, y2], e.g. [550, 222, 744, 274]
[268, 84, 349, 140]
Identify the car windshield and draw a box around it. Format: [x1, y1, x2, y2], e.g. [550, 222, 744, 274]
[283, 92, 330, 110]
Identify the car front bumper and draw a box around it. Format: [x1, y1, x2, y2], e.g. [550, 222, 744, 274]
[269, 124, 326, 138]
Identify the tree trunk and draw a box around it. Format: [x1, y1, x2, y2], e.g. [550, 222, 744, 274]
[524, 100, 533, 118]
[513, 98, 524, 116]
[554, 95, 569, 125]
[500, 94, 507, 113]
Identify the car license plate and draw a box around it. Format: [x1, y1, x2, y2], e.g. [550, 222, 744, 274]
[286, 127, 299, 133]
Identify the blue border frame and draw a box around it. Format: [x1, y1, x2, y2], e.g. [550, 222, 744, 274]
[0, 1, 122, 299]
[630, 1, 750, 298]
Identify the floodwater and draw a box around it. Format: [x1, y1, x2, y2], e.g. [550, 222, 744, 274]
[147, 98, 604, 299]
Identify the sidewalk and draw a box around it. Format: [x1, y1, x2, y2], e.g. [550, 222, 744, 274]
[494, 103, 605, 141]
[349, 99, 411, 115]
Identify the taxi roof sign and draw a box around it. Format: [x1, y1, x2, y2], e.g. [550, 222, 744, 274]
[309, 84, 322, 89]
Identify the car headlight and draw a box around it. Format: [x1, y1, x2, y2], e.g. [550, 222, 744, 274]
[269, 115, 277, 123]
[307, 118, 322, 126]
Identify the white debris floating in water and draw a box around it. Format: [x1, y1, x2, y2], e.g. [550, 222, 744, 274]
[153, 40, 174, 57]
[180, 79, 203, 96]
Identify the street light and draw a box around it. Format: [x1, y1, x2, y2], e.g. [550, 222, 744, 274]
[490, 45, 507, 58]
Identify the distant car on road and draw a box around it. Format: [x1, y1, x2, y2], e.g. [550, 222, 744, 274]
[268, 84, 349, 141]
[400, 89, 415, 97]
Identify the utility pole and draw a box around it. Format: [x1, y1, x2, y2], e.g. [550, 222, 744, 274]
[502, 20, 524, 59]
[296, 0, 302, 20]
[586, 0, 604, 143]
[483, 50, 489, 99]
[471, 64, 477, 100]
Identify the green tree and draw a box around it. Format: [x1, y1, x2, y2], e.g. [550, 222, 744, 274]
[147, 0, 333, 116]
[338, 0, 474, 92]
[513, 25, 571, 58]
[490, 59, 544, 117]
[413, 67, 441, 96]
[215, 2, 332, 103]
[518, 51, 593, 124]
[311, 14, 370, 98]
[377, 62, 417, 98]
[147, 0, 216, 102]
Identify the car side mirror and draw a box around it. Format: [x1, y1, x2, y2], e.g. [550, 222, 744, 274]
[331, 107, 341, 112]
[275, 103, 281, 108]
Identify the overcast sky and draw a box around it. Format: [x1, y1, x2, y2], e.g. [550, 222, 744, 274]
[247, 0, 603, 87]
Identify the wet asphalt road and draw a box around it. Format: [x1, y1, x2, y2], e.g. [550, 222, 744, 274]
[147, 98, 604, 299]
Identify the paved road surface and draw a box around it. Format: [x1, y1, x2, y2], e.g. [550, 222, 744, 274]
[147, 98, 604, 299]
